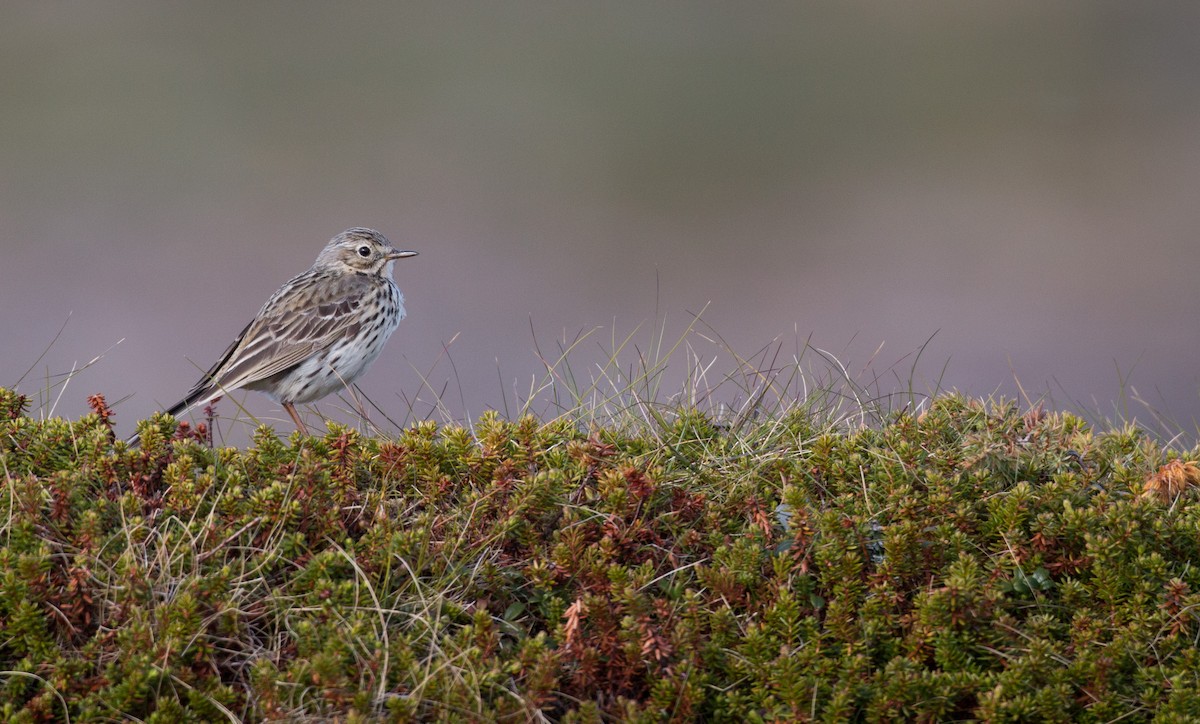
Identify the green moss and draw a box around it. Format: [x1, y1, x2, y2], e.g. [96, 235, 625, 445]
[1, 389, 1198, 720]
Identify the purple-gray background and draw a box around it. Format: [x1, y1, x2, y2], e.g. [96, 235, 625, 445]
[3, 3, 1198, 442]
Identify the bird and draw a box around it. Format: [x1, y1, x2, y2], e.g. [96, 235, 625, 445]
[133, 227, 417, 443]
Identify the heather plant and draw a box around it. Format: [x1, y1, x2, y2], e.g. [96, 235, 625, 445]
[3, 335, 1200, 721]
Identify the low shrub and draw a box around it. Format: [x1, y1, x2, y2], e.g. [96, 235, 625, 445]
[2, 387, 1199, 721]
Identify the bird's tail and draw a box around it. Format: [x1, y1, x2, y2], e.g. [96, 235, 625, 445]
[165, 386, 214, 422]
[125, 385, 215, 447]
[124, 325, 250, 446]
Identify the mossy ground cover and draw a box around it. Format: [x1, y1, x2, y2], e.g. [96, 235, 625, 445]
[2, 385, 1200, 721]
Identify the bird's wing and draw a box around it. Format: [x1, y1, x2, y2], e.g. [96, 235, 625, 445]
[174, 273, 373, 408]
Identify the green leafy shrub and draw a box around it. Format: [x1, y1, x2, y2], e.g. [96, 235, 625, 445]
[2, 390, 1199, 721]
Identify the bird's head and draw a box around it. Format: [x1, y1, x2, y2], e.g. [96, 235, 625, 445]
[315, 228, 418, 276]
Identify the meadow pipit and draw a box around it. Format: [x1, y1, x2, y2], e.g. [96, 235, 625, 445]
[143, 228, 417, 440]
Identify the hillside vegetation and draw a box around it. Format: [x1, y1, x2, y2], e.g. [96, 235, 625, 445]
[2, 385, 1200, 722]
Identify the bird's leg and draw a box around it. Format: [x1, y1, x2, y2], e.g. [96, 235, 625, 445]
[283, 402, 310, 436]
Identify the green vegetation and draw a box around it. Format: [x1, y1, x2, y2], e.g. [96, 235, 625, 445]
[2, 382, 1200, 722]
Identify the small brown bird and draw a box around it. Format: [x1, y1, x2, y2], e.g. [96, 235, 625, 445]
[140, 228, 417, 441]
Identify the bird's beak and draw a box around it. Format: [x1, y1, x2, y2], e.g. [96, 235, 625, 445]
[387, 249, 419, 260]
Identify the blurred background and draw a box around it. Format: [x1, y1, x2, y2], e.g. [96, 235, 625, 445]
[2, 2, 1199, 443]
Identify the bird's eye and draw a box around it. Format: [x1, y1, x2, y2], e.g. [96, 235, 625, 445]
[357, 245, 371, 258]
